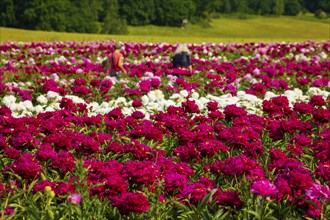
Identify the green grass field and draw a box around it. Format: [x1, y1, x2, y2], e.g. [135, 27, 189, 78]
[1, 15, 329, 43]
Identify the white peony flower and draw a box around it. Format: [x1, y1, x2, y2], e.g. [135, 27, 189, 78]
[22, 100, 34, 110]
[122, 107, 134, 115]
[179, 90, 189, 98]
[264, 91, 277, 100]
[87, 102, 100, 112]
[147, 91, 157, 102]
[45, 106, 55, 112]
[307, 87, 329, 98]
[114, 97, 127, 106]
[191, 91, 200, 99]
[141, 95, 149, 105]
[2, 95, 17, 106]
[37, 95, 48, 105]
[99, 102, 110, 109]
[47, 91, 62, 102]
[13, 103, 27, 112]
[65, 95, 85, 104]
[34, 105, 44, 114]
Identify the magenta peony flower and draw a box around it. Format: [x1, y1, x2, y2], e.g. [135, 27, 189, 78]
[207, 101, 219, 111]
[293, 102, 313, 115]
[132, 99, 143, 107]
[4, 153, 41, 180]
[309, 95, 326, 107]
[181, 99, 200, 114]
[4, 206, 15, 215]
[111, 192, 150, 215]
[164, 173, 188, 194]
[131, 110, 145, 119]
[215, 189, 244, 209]
[305, 182, 330, 202]
[178, 183, 208, 205]
[50, 151, 76, 173]
[315, 161, 330, 182]
[223, 104, 247, 120]
[250, 180, 278, 196]
[122, 160, 158, 186]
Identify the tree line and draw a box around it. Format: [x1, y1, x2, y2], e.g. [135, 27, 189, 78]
[1, 0, 329, 34]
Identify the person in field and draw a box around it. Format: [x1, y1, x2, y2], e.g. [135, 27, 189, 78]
[172, 43, 193, 74]
[104, 42, 127, 77]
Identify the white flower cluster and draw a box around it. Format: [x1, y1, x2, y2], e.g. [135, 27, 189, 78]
[1, 87, 328, 118]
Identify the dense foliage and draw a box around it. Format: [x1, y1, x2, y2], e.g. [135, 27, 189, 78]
[0, 40, 329, 219]
[1, 0, 329, 33]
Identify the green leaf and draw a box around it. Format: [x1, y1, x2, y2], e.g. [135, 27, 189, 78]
[245, 209, 260, 218]
[198, 189, 217, 209]
[26, 207, 41, 220]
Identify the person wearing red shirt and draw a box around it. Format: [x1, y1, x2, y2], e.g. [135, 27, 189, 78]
[106, 42, 127, 77]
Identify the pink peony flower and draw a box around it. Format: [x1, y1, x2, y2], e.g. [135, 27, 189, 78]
[69, 193, 82, 204]
[305, 182, 330, 202]
[250, 180, 278, 196]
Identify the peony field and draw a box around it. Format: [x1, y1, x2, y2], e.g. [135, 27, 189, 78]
[0, 40, 329, 219]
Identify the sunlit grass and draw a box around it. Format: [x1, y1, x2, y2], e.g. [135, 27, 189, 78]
[1, 16, 329, 43]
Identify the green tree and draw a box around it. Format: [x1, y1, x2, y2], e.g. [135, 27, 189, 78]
[101, 0, 128, 34]
[192, 0, 222, 19]
[271, 0, 285, 15]
[237, 0, 249, 14]
[119, 0, 155, 26]
[284, 0, 301, 15]
[259, 0, 271, 15]
[65, 0, 101, 33]
[221, 0, 232, 13]
[0, 0, 16, 26]
[153, 0, 195, 26]
[319, 0, 330, 13]
[247, 0, 260, 14]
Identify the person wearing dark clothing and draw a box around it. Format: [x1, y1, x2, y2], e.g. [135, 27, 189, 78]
[172, 44, 193, 73]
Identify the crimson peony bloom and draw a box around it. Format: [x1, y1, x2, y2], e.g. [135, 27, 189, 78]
[181, 99, 200, 114]
[111, 192, 150, 215]
[208, 110, 224, 120]
[309, 95, 327, 107]
[50, 151, 76, 173]
[313, 108, 330, 123]
[250, 180, 278, 196]
[293, 102, 313, 115]
[131, 110, 145, 119]
[315, 161, 330, 182]
[174, 143, 200, 163]
[215, 189, 244, 209]
[4, 153, 41, 180]
[122, 160, 158, 186]
[207, 101, 219, 111]
[262, 96, 291, 117]
[178, 183, 208, 205]
[164, 173, 188, 194]
[132, 99, 143, 107]
[223, 104, 247, 120]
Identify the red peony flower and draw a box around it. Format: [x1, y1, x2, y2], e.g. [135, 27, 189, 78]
[215, 189, 244, 209]
[111, 192, 150, 215]
[132, 99, 143, 107]
[223, 104, 247, 120]
[4, 153, 41, 181]
[181, 99, 200, 114]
